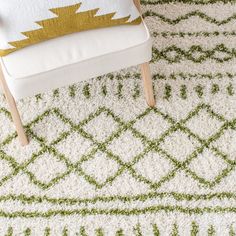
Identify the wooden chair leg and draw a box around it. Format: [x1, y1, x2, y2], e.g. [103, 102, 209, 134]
[140, 62, 156, 107]
[0, 66, 28, 146]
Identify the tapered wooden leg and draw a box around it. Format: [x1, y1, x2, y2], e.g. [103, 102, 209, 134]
[140, 62, 156, 107]
[0, 66, 28, 146]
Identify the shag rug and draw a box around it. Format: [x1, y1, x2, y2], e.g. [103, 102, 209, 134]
[0, 0, 236, 235]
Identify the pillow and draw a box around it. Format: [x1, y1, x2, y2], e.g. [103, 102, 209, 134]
[0, 0, 141, 56]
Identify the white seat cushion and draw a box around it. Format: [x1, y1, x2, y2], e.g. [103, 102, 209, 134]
[1, 22, 152, 99]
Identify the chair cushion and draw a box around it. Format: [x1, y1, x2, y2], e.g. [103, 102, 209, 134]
[0, 22, 152, 99]
[0, 0, 141, 56]
[1, 23, 150, 79]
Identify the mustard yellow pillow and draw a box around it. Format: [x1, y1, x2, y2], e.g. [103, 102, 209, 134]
[0, 0, 141, 56]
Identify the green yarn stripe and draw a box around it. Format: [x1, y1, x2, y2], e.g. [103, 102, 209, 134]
[2, 223, 235, 235]
[141, 0, 236, 5]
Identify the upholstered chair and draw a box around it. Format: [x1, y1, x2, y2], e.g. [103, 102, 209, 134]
[0, 0, 155, 146]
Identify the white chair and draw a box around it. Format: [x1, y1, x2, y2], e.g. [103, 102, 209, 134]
[0, 0, 155, 146]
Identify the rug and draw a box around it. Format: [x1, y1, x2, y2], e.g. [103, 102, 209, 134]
[0, 0, 236, 235]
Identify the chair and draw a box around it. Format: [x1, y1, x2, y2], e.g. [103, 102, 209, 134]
[0, 0, 155, 146]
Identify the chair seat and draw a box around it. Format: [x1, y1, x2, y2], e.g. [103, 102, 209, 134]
[0, 22, 152, 99]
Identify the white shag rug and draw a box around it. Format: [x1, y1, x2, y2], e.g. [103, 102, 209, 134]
[0, 0, 236, 235]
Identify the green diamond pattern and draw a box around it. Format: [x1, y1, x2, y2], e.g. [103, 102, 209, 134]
[0, 103, 236, 190]
[152, 44, 236, 63]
